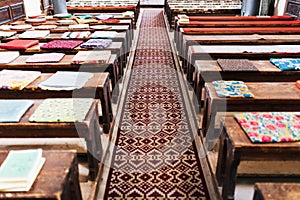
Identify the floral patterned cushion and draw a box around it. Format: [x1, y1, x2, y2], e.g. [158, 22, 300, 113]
[40, 40, 83, 50]
[212, 80, 254, 98]
[270, 58, 300, 71]
[234, 112, 300, 143]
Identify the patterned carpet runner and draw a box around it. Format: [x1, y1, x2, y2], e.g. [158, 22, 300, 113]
[104, 10, 210, 199]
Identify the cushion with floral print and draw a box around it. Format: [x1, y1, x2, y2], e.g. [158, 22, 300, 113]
[270, 58, 300, 71]
[212, 80, 254, 98]
[234, 112, 300, 143]
[40, 40, 83, 50]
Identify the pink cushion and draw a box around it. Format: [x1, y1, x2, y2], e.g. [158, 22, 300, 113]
[0, 40, 39, 50]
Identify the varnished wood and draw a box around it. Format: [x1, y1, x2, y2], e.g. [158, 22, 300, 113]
[0, 54, 119, 95]
[192, 59, 300, 105]
[66, 5, 139, 25]
[185, 45, 300, 76]
[0, 100, 102, 180]
[202, 82, 300, 136]
[253, 182, 300, 200]
[0, 150, 82, 200]
[3, 32, 129, 57]
[178, 34, 300, 63]
[0, 72, 112, 133]
[218, 117, 300, 199]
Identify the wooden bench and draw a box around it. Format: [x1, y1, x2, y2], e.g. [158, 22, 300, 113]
[217, 116, 300, 200]
[72, 12, 135, 28]
[174, 20, 300, 47]
[0, 54, 119, 97]
[0, 150, 82, 200]
[178, 34, 300, 64]
[0, 72, 112, 133]
[192, 59, 300, 104]
[165, 1, 241, 28]
[17, 41, 126, 74]
[174, 15, 297, 34]
[202, 82, 300, 137]
[253, 182, 300, 200]
[66, 5, 139, 27]
[0, 99, 102, 181]
[4, 31, 130, 65]
[185, 44, 300, 76]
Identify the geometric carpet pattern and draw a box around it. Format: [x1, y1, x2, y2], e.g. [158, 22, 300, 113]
[104, 10, 210, 199]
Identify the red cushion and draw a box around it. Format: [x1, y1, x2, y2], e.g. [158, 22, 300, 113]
[100, 19, 120, 23]
[0, 40, 39, 50]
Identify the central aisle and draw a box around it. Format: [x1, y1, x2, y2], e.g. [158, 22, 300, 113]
[104, 10, 211, 199]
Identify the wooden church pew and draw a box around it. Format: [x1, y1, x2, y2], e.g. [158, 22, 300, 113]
[192, 59, 300, 105]
[218, 116, 300, 200]
[0, 72, 113, 133]
[0, 150, 83, 200]
[0, 99, 102, 181]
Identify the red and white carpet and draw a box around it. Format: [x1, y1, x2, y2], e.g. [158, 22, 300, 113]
[104, 10, 210, 199]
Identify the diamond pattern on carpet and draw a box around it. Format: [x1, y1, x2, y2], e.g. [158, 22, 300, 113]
[104, 10, 210, 199]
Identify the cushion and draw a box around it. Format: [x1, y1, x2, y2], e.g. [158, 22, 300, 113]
[234, 112, 300, 143]
[80, 39, 112, 49]
[100, 19, 120, 23]
[35, 25, 57, 30]
[90, 31, 118, 39]
[0, 52, 20, 64]
[18, 30, 50, 39]
[29, 98, 94, 122]
[95, 14, 114, 20]
[270, 58, 300, 71]
[217, 59, 258, 71]
[39, 71, 93, 90]
[0, 31, 17, 39]
[26, 53, 65, 63]
[0, 40, 39, 50]
[0, 69, 41, 90]
[68, 24, 89, 30]
[25, 18, 47, 23]
[61, 31, 91, 39]
[212, 80, 254, 98]
[0, 100, 34, 122]
[10, 25, 32, 30]
[40, 40, 83, 50]
[71, 50, 111, 64]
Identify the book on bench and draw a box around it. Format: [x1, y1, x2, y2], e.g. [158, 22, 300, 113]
[0, 149, 45, 192]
